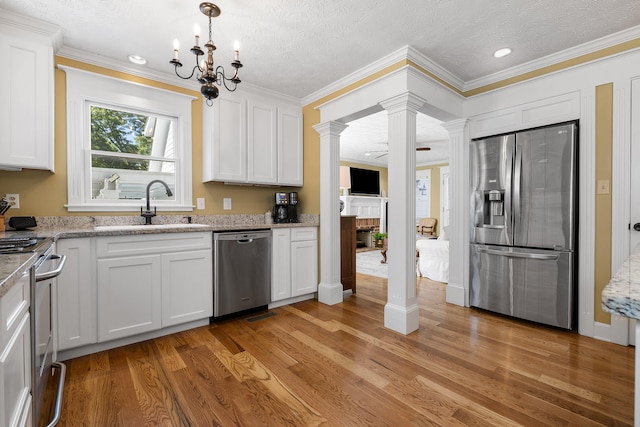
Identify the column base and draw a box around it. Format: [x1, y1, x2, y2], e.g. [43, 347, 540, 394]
[318, 281, 344, 306]
[384, 302, 419, 334]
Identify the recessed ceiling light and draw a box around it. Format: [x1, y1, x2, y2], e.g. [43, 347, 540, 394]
[364, 152, 371, 156]
[128, 54, 147, 65]
[493, 48, 512, 58]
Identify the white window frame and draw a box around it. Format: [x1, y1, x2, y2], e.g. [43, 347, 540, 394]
[61, 65, 195, 212]
[415, 169, 431, 223]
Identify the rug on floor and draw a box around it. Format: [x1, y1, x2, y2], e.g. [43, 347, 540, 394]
[356, 249, 387, 278]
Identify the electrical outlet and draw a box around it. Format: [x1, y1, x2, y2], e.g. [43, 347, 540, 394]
[5, 194, 19, 209]
[196, 197, 205, 210]
[223, 198, 232, 210]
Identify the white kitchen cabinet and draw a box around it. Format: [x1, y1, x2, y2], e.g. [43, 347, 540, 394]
[271, 227, 317, 302]
[247, 100, 278, 184]
[271, 229, 292, 302]
[203, 96, 246, 182]
[203, 92, 303, 186]
[290, 228, 318, 297]
[55, 238, 97, 351]
[97, 254, 162, 342]
[161, 250, 213, 327]
[0, 271, 32, 427]
[96, 232, 212, 343]
[277, 107, 304, 186]
[0, 12, 58, 171]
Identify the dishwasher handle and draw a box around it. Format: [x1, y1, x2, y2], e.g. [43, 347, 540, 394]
[35, 254, 67, 282]
[237, 238, 254, 244]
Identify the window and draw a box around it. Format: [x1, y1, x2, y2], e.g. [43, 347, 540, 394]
[416, 169, 431, 223]
[62, 65, 195, 212]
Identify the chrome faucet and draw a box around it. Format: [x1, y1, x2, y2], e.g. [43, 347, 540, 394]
[141, 180, 173, 225]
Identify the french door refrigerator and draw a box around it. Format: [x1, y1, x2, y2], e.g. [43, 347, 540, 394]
[469, 121, 577, 329]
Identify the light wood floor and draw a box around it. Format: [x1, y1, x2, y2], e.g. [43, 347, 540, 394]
[60, 274, 634, 426]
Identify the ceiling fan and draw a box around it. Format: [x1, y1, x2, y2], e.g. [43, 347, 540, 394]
[369, 144, 431, 159]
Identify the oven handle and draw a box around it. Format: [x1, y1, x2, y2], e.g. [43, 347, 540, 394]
[35, 254, 66, 282]
[46, 362, 66, 427]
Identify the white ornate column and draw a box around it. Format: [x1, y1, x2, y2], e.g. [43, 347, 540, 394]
[314, 121, 348, 305]
[380, 92, 425, 334]
[441, 119, 469, 307]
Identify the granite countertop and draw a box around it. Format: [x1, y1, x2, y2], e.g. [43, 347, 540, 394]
[0, 213, 319, 298]
[602, 243, 640, 320]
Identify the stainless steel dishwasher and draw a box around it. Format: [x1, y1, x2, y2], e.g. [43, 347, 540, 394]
[213, 230, 271, 318]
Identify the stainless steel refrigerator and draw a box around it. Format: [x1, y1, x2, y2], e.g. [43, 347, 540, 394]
[469, 121, 577, 329]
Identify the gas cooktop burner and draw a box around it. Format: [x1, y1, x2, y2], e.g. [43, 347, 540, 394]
[0, 237, 50, 254]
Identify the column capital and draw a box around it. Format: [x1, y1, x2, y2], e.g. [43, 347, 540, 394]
[313, 121, 348, 137]
[441, 118, 469, 134]
[379, 92, 427, 115]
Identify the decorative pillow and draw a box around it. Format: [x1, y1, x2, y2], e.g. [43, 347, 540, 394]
[438, 226, 449, 241]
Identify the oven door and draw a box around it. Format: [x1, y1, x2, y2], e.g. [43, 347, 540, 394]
[33, 251, 66, 427]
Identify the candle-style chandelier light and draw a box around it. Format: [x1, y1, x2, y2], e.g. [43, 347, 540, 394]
[170, 2, 243, 106]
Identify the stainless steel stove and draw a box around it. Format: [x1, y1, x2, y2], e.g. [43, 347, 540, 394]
[0, 235, 66, 426]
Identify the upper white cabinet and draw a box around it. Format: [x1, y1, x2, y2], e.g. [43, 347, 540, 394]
[203, 91, 303, 186]
[277, 107, 304, 186]
[0, 11, 60, 171]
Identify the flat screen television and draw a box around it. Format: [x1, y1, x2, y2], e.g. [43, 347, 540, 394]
[349, 167, 380, 196]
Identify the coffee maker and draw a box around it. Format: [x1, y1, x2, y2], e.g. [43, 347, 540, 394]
[272, 192, 289, 223]
[287, 192, 298, 223]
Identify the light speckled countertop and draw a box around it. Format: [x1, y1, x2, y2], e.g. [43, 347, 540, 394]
[602, 243, 640, 320]
[0, 214, 319, 298]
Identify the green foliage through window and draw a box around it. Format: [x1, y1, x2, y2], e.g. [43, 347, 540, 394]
[90, 106, 153, 170]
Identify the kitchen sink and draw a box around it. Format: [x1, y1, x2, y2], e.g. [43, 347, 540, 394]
[93, 224, 210, 231]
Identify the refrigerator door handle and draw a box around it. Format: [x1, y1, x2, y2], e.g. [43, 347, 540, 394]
[477, 247, 559, 261]
[513, 146, 522, 241]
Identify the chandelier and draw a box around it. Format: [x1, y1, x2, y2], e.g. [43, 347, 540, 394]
[170, 2, 243, 106]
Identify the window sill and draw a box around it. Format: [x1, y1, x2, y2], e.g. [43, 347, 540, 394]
[65, 203, 194, 212]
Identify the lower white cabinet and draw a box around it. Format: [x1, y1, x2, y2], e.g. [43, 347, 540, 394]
[0, 271, 32, 427]
[97, 254, 162, 341]
[161, 250, 213, 327]
[271, 227, 318, 302]
[56, 238, 96, 351]
[55, 232, 213, 351]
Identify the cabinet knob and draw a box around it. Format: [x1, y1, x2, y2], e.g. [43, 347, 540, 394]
[634, 223, 640, 232]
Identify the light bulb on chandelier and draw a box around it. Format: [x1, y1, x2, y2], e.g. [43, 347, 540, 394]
[169, 2, 243, 106]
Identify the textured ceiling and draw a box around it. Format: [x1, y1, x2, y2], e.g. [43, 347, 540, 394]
[2, 0, 639, 166]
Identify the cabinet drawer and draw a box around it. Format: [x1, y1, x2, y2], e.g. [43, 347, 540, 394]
[96, 232, 212, 258]
[1, 270, 30, 347]
[290, 227, 317, 242]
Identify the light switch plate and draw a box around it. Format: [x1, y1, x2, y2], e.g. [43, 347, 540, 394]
[223, 198, 232, 210]
[196, 197, 205, 209]
[597, 179, 610, 195]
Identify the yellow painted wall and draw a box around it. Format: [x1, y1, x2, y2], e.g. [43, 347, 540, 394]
[594, 84, 613, 324]
[0, 57, 306, 217]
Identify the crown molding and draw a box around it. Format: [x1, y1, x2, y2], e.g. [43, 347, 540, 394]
[304, 25, 640, 106]
[0, 7, 63, 50]
[405, 46, 465, 91]
[301, 45, 411, 106]
[463, 24, 640, 92]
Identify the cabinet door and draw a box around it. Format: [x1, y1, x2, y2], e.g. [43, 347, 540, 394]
[203, 96, 247, 182]
[291, 240, 318, 297]
[247, 100, 277, 184]
[0, 34, 54, 171]
[97, 255, 162, 341]
[161, 250, 213, 327]
[271, 229, 291, 302]
[55, 238, 97, 351]
[0, 312, 31, 427]
[277, 107, 303, 186]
